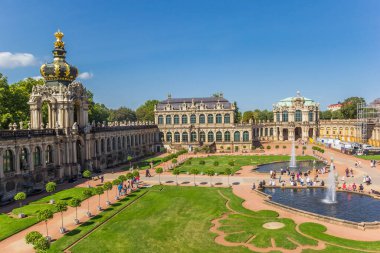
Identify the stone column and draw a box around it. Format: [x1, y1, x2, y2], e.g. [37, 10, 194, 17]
[0, 149, 4, 179]
[15, 146, 21, 175]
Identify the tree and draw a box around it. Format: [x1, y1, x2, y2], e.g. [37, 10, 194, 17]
[136, 100, 159, 121]
[172, 168, 180, 186]
[233, 102, 242, 123]
[341, 97, 366, 119]
[112, 179, 122, 199]
[89, 103, 111, 124]
[103, 182, 113, 204]
[94, 186, 104, 210]
[242, 111, 254, 123]
[82, 188, 93, 216]
[55, 201, 68, 233]
[14, 192, 26, 208]
[206, 169, 215, 186]
[108, 106, 136, 122]
[190, 168, 199, 186]
[37, 208, 54, 238]
[155, 167, 163, 185]
[82, 170, 92, 187]
[25, 231, 43, 245]
[320, 110, 332, 120]
[68, 198, 81, 224]
[45, 182, 57, 203]
[118, 175, 127, 184]
[225, 168, 232, 187]
[34, 236, 50, 252]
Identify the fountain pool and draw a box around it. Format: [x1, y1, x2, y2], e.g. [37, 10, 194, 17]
[262, 188, 380, 223]
[254, 160, 325, 173]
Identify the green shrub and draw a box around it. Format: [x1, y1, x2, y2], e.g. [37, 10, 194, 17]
[25, 231, 43, 245]
[266, 145, 271, 149]
[228, 161, 235, 166]
[283, 145, 287, 149]
[259, 146, 264, 150]
[199, 160, 206, 165]
[295, 145, 299, 149]
[185, 160, 192, 165]
[172, 158, 177, 164]
[213, 161, 219, 166]
[275, 145, 279, 149]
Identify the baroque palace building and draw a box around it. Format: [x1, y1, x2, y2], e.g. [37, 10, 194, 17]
[0, 31, 161, 202]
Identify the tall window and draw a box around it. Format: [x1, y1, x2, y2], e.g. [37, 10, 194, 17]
[3, 149, 14, 172]
[216, 131, 222, 142]
[166, 132, 172, 142]
[199, 131, 206, 142]
[265, 128, 268, 136]
[224, 114, 230, 123]
[190, 132, 197, 142]
[182, 115, 188, 124]
[190, 114, 196, 124]
[207, 131, 214, 142]
[243, 131, 249, 142]
[199, 114, 205, 124]
[158, 115, 163, 124]
[270, 128, 273, 136]
[276, 112, 280, 122]
[174, 115, 179, 124]
[166, 115, 172, 124]
[182, 132, 188, 142]
[207, 114, 214, 124]
[282, 111, 288, 122]
[295, 110, 302, 122]
[34, 147, 42, 166]
[308, 111, 314, 122]
[46, 145, 53, 164]
[216, 114, 222, 124]
[101, 139, 105, 152]
[20, 148, 28, 170]
[234, 131, 240, 142]
[112, 137, 116, 150]
[174, 132, 180, 142]
[224, 131, 231, 142]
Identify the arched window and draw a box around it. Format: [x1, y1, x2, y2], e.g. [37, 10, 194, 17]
[174, 115, 179, 124]
[276, 112, 280, 122]
[174, 132, 180, 142]
[270, 128, 273, 136]
[265, 128, 268, 136]
[190, 114, 196, 124]
[101, 139, 105, 152]
[216, 114, 222, 124]
[118, 137, 121, 149]
[207, 131, 214, 142]
[46, 145, 53, 164]
[199, 131, 206, 142]
[295, 110, 302, 122]
[243, 131, 249, 142]
[112, 137, 116, 150]
[182, 115, 188, 124]
[4, 149, 14, 172]
[166, 132, 172, 142]
[199, 114, 205, 124]
[308, 111, 314, 122]
[282, 111, 288, 122]
[34, 147, 42, 166]
[234, 131, 240, 142]
[95, 140, 99, 155]
[224, 131, 231, 142]
[20, 148, 28, 170]
[216, 131, 223, 142]
[122, 136, 125, 148]
[190, 132, 197, 142]
[224, 114, 230, 123]
[107, 139, 111, 152]
[158, 115, 164, 124]
[182, 132, 188, 142]
[166, 115, 172, 124]
[207, 114, 214, 124]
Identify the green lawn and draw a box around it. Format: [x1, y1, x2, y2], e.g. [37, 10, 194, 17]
[47, 186, 380, 253]
[355, 155, 380, 160]
[0, 187, 92, 241]
[122, 155, 164, 171]
[176, 155, 315, 174]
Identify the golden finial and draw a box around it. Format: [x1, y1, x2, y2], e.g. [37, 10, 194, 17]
[54, 29, 65, 48]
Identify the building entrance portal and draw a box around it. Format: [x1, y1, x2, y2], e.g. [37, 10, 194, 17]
[283, 129, 289, 141]
[295, 127, 302, 140]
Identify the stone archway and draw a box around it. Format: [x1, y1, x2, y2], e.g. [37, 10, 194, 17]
[282, 129, 289, 141]
[295, 127, 302, 140]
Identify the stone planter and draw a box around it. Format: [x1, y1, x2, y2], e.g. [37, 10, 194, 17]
[97, 206, 102, 211]
[59, 227, 66, 234]
[74, 218, 80, 225]
[115, 196, 119, 200]
[45, 236, 52, 242]
[49, 199, 55, 204]
[86, 211, 92, 217]
[18, 213, 26, 218]
[106, 200, 111, 206]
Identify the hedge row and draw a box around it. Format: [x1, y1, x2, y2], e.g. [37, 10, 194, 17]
[312, 146, 325, 153]
[162, 149, 188, 162]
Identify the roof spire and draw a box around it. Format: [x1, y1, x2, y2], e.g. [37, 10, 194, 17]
[296, 91, 301, 97]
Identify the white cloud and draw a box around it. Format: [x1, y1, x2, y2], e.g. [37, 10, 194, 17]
[23, 76, 43, 81]
[0, 52, 37, 68]
[78, 72, 94, 80]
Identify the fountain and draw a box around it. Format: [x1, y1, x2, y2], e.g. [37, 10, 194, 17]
[323, 162, 337, 204]
[289, 140, 296, 168]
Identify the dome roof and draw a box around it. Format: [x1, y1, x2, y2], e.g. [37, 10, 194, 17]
[40, 30, 78, 86]
[275, 91, 318, 107]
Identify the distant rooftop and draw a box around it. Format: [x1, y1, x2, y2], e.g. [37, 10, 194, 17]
[156, 96, 232, 110]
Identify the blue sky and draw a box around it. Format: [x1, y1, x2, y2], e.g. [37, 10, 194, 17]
[0, 0, 379, 111]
